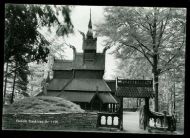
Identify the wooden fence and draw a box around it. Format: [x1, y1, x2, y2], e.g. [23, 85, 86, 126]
[97, 112, 121, 128]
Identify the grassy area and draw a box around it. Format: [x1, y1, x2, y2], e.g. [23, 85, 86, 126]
[3, 96, 84, 114]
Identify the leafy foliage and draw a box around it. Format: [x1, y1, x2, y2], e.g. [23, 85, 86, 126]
[5, 4, 73, 64]
[97, 7, 185, 72]
[4, 4, 74, 103]
[96, 7, 186, 112]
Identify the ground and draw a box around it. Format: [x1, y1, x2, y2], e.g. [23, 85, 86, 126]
[122, 111, 148, 134]
[2, 97, 183, 134]
[122, 111, 183, 135]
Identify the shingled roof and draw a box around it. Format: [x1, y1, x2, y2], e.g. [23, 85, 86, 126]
[116, 87, 154, 98]
[116, 79, 155, 98]
[52, 60, 73, 70]
[105, 80, 116, 94]
[58, 92, 95, 103]
[52, 53, 105, 71]
[47, 79, 71, 91]
[98, 93, 118, 104]
[64, 79, 111, 92]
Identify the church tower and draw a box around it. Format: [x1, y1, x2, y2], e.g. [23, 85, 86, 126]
[82, 9, 97, 62]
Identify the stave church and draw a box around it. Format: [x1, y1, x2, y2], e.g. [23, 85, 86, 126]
[42, 11, 119, 112]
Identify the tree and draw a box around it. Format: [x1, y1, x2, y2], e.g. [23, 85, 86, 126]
[4, 4, 73, 104]
[96, 7, 186, 111]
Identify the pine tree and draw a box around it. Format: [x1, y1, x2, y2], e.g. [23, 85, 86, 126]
[4, 4, 73, 104]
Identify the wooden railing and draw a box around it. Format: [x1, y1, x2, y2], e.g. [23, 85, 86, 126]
[139, 106, 176, 131]
[148, 110, 176, 131]
[97, 112, 121, 128]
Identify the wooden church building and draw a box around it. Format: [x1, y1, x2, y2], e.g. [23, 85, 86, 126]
[45, 11, 118, 112]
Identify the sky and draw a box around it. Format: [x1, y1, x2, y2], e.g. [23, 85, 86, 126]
[53, 6, 118, 80]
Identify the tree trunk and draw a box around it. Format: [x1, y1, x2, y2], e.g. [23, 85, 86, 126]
[3, 62, 9, 104]
[153, 54, 159, 112]
[153, 71, 159, 112]
[152, 8, 159, 112]
[173, 69, 176, 113]
[10, 63, 17, 104]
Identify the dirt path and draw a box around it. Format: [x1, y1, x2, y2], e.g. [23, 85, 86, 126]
[122, 111, 148, 134]
[122, 111, 183, 135]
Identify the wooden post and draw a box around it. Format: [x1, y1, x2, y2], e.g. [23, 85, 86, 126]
[120, 97, 123, 130]
[163, 111, 167, 131]
[99, 102, 101, 111]
[105, 116, 108, 125]
[112, 115, 114, 126]
[144, 97, 150, 130]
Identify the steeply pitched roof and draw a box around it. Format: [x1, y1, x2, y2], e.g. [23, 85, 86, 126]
[105, 80, 116, 93]
[52, 53, 105, 71]
[64, 79, 111, 92]
[47, 79, 71, 91]
[98, 93, 118, 104]
[52, 60, 73, 70]
[58, 92, 95, 103]
[46, 91, 118, 104]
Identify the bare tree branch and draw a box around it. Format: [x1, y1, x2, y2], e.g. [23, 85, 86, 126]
[157, 8, 171, 48]
[165, 38, 184, 65]
[145, 15, 154, 37]
[132, 35, 152, 54]
[119, 41, 153, 66]
[138, 44, 153, 66]
[160, 38, 185, 73]
[123, 21, 152, 54]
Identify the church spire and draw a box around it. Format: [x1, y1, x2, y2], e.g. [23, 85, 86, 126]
[88, 8, 92, 29]
[87, 8, 93, 38]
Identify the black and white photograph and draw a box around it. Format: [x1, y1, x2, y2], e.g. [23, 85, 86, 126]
[3, 4, 186, 135]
